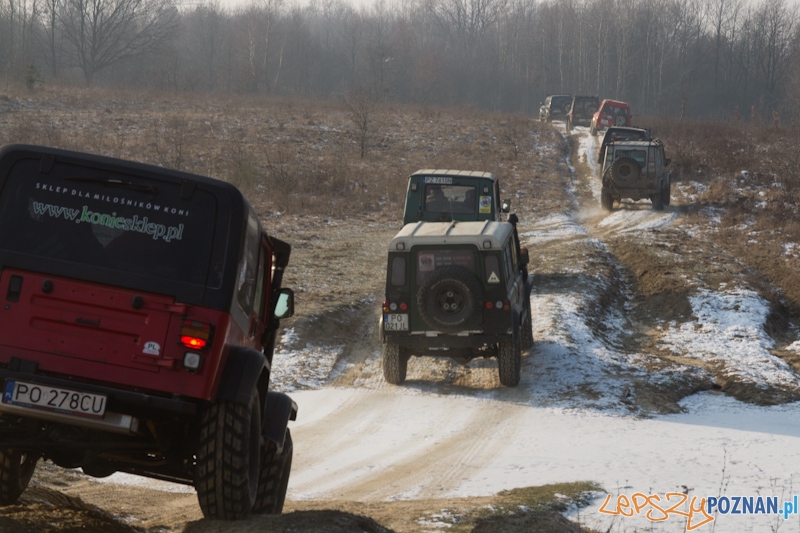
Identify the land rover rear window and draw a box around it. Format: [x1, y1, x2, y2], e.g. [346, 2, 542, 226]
[424, 184, 476, 214]
[0, 159, 217, 284]
[416, 249, 474, 285]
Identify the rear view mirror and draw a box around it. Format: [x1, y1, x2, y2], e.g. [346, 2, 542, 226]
[274, 288, 295, 319]
[519, 248, 529, 266]
[502, 200, 510, 213]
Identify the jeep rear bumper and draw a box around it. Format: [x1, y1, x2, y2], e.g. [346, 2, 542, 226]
[0, 357, 196, 435]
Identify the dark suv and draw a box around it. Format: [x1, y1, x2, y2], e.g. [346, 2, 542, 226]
[539, 95, 572, 123]
[565, 95, 600, 132]
[380, 220, 532, 387]
[599, 139, 672, 211]
[0, 144, 295, 519]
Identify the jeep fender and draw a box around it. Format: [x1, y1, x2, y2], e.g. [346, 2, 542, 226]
[263, 391, 297, 451]
[216, 347, 269, 405]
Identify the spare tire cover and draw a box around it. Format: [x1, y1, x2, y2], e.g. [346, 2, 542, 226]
[610, 156, 641, 183]
[417, 266, 483, 333]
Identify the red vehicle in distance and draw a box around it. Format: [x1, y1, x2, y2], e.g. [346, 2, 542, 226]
[591, 99, 632, 136]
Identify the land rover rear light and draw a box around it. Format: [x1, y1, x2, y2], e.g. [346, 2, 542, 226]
[180, 320, 212, 350]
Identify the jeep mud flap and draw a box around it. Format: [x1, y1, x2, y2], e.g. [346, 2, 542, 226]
[262, 391, 297, 452]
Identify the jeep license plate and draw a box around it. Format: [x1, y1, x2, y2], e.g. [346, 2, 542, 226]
[3, 380, 107, 419]
[384, 314, 409, 331]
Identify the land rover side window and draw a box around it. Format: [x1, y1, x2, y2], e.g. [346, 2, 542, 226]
[236, 212, 260, 315]
[0, 158, 216, 284]
[424, 184, 476, 214]
[416, 249, 474, 285]
[391, 256, 406, 286]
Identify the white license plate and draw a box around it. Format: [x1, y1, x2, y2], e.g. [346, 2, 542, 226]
[3, 380, 107, 419]
[384, 314, 409, 331]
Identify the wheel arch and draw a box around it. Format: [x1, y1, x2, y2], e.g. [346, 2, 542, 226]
[217, 347, 269, 406]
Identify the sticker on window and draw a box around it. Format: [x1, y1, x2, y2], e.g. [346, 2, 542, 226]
[418, 253, 435, 272]
[479, 196, 492, 214]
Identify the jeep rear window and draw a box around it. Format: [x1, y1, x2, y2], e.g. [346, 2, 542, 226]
[424, 185, 476, 214]
[416, 249, 474, 285]
[0, 159, 217, 285]
[615, 149, 646, 167]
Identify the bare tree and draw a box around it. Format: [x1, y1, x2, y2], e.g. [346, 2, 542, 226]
[59, 0, 179, 85]
[38, 0, 63, 76]
[184, 1, 227, 91]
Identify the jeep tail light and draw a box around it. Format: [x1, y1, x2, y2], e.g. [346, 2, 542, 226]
[180, 320, 212, 350]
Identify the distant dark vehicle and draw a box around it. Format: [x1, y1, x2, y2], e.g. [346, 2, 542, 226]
[402, 169, 510, 226]
[0, 144, 296, 520]
[539, 95, 572, 123]
[565, 95, 600, 132]
[597, 126, 651, 169]
[599, 138, 672, 211]
[590, 99, 632, 136]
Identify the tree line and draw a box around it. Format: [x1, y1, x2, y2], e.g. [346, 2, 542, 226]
[1, 0, 799, 122]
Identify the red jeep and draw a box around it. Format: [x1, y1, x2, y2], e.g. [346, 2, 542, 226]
[590, 99, 632, 136]
[0, 144, 296, 519]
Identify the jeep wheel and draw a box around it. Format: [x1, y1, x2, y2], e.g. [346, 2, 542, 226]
[652, 183, 665, 210]
[663, 180, 671, 206]
[383, 342, 408, 385]
[610, 156, 641, 183]
[0, 450, 38, 505]
[254, 428, 293, 514]
[417, 266, 483, 333]
[498, 325, 521, 387]
[196, 396, 261, 519]
[601, 189, 614, 211]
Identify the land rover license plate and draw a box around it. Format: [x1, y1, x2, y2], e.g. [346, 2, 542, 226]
[3, 380, 107, 418]
[384, 314, 409, 331]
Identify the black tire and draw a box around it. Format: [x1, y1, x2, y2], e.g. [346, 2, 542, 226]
[382, 342, 408, 385]
[196, 396, 261, 520]
[254, 428, 293, 514]
[601, 189, 614, 211]
[663, 180, 671, 206]
[0, 450, 38, 505]
[521, 298, 534, 351]
[417, 266, 483, 333]
[614, 114, 627, 126]
[610, 156, 641, 184]
[497, 325, 521, 387]
[653, 183, 665, 210]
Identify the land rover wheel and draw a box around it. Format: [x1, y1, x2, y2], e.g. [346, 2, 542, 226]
[610, 156, 641, 184]
[663, 180, 671, 206]
[417, 266, 483, 333]
[652, 183, 665, 210]
[498, 324, 521, 387]
[0, 450, 38, 505]
[383, 342, 408, 385]
[196, 396, 261, 519]
[601, 189, 614, 211]
[253, 428, 293, 514]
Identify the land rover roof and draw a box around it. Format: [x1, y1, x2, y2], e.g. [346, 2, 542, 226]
[389, 220, 513, 250]
[410, 169, 498, 181]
